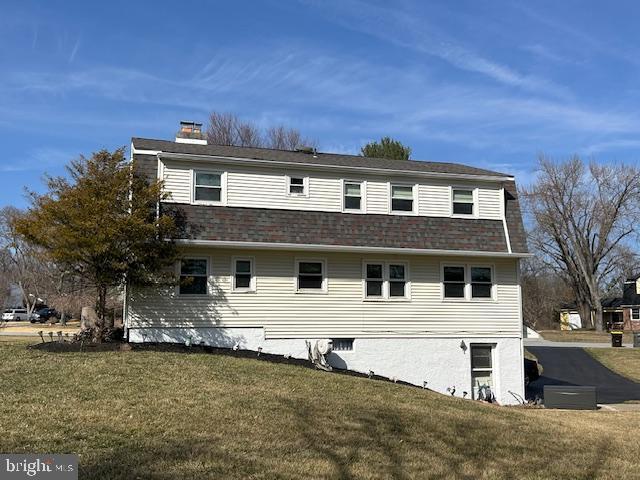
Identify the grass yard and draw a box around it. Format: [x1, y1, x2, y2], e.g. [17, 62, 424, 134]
[3, 338, 640, 479]
[587, 348, 640, 383]
[539, 329, 633, 343]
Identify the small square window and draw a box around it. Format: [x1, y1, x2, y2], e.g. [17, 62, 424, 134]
[288, 176, 307, 196]
[332, 338, 354, 351]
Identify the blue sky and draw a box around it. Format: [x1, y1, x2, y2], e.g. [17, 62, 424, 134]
[2, 0, 640, 207]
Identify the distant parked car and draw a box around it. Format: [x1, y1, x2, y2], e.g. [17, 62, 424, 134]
[2, 308, 28, 321]
[29, 308, 60, 323]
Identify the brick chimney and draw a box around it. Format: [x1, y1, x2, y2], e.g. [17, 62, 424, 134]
[175, 121, 207, 145]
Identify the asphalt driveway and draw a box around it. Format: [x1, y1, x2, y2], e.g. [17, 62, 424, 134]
[527, 346, 640, 404]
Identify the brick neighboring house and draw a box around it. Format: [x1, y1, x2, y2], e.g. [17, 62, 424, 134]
[125, 121, 531, 405]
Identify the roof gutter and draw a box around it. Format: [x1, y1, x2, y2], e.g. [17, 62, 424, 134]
[153, 151, 515, 183]
[174, 239, 532, 258]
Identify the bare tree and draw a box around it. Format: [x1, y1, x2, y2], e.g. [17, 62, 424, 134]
[0, 206, 50, 315]
[206, 111, 317, 150]
[522, 156, 640, 331]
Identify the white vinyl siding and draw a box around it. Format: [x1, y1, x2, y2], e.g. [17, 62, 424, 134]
[159, 159, 504, 220]
[128, 249, 521, 339]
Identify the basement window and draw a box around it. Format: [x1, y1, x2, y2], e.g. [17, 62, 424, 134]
[179, 258, 208, 295]
[471, 345, 494, 400]
[332, 338, 354, 351]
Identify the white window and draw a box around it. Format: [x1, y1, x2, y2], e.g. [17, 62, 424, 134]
[343, 181, 363, 212]
[232, 257, 255, 292]
[633, 308, 640, 320]
[179, 258, 208, 295]
[193, 171, 223, 203]
[287, 176, 308, 196]
[296, 259, 326, 292]
[442, 264, 494, 301]
[364, 262, 409, 300]
[390, 184, 414, 212]
[332, 338, 354, 351]
[471, 345, 494, 400]
[452, 188, 475, 216]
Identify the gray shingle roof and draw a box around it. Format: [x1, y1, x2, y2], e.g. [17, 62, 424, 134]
[162, 204, 510, 253]
[132, 137, 512, 178]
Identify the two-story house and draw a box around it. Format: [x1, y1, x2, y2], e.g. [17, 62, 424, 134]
[125, 121, 530, 405]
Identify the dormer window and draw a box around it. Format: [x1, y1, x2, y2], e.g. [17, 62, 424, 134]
[193, 171, 223, 203]
[452, 188, 474, 215]
[390, 184, 414, 213]
[287, 176, 308, 196]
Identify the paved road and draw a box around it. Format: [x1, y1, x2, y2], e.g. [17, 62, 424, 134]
[524, 338, 633, 348]
[527, 346, 640, 404]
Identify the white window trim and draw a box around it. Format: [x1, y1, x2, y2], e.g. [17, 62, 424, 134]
[362, 261, 411, 302]
[176, 256, 211, 296]
[191, 169, 226, 206]
[341, 179, 367, 213]
[441, 263, 496, 302]
[388, 182, 417, 215]
[470, 343, 497, 400]
[450, 186, 478, 218]
[231, 256, 256, 293]
[632, 308, 640, 320]
[285, 175, 309, 197]
[294, 258, 327, 293]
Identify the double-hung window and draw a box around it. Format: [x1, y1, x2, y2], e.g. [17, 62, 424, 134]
[287, 176, 307, 196]
[364, 262, 409, 300]
[179, 258, 208, 295]
[390, 184, 414, 213]
[343, 181, 363, 212]
[443, 266, 466, 299]
[471, 345, 494, 400]
[193, 171, 222, 203]
[232, 258, 255, 292]
[443, 265, 494, 301]
[452, 188, 474, 215]
[296, 260, 326, 292]
[633, 308, 640, 321]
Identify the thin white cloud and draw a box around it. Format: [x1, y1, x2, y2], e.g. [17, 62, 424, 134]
[68, 37, 81, 63]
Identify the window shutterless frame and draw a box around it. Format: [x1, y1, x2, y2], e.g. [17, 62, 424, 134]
[363, 261, 410, 301]
[294, 258, 327, 293]
[286, 175, 309, 197]
[441, 263, 495, 301]
[633, 308, 640, 320]
[342, 180, 366, 213]
[450, 186, 477, 217]
[231, 256, 255, 293]
[389, 183, 416, 214]
[192, 170, 225, 205]
[470, 344, 495, 400]
[177, 257, 210, 295]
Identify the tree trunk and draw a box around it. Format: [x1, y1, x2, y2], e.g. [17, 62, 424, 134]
[577, 301, 593, 329]
[95, 284, 108, 341]
[594, 303, 604, 332]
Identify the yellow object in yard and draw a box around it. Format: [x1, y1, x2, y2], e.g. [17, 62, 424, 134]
[560, 311, 570, 330]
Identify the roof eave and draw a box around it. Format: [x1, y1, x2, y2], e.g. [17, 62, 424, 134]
[174, 239, 531, 258]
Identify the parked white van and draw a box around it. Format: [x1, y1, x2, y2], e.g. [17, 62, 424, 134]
[2, 308, 28, 321]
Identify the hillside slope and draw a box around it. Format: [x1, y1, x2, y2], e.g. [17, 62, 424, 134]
[1, 339, 639, 479]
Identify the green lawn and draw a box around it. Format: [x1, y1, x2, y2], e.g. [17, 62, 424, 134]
[2, 338, 640, 479]
[587, 348, 640, 383]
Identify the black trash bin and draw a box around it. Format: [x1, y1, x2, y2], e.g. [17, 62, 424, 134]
[611, 331, 623, 347]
